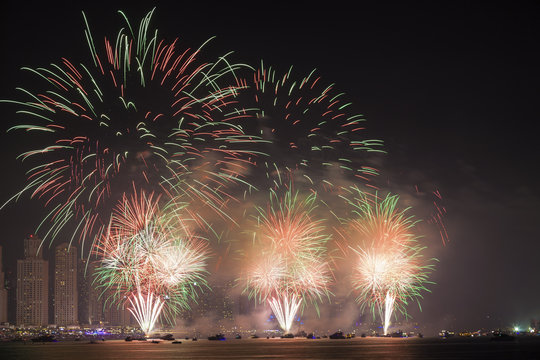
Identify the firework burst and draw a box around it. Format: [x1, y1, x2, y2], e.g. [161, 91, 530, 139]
[340, 187, 435, 335]
[243, 182, 332, 333]
[94, 189, 209, 334]
[237, 62, 384, 191]
[1, 9, 263, 253]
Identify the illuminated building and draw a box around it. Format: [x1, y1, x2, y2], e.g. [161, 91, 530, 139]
[54, 243, 78, 326]
[181, 278, 238, 328]
[219, 279, 236, 322]
[16, 235, 48, 326]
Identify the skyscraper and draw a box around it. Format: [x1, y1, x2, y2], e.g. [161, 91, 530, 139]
[101, 287, 133, 326]
[0, 246, 8, 323]
[78, 258, 90, 325]
[102, 298, 132, 327]
[87, 262, 103, 326]
[16, 235, 48, 327]
[54, 243, 78, 326]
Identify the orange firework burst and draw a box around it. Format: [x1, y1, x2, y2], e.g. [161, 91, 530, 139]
[340, 187, 436, 335]
[243, 181, 332, 332]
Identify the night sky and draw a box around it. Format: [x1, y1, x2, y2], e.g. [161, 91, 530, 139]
[1, 0, 539, 333]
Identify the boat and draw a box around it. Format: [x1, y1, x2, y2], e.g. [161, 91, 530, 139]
[208, 334, 226, 341]
[172, 340, 182, 344]
[161, 334, 175, 341]
[329, 331, 346, 339]
[281, 333, 294, 338]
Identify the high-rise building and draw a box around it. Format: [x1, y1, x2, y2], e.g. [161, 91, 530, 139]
[219, 279, 236, 322]
[54, 243, 78, 326]
[102, 288, 133, 326]
[16, 235, 48, 327]
[0, 246, 8, 323]
[78, 258, 90, 325]
[191, 278, 236, 325]
[103, 300, 131, 326]
[87, 262, 103, 326]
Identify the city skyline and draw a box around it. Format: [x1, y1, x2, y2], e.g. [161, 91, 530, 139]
[2, 236, 137, 328]
[1, 236, 281, 330]
[0, 235, 536, 336]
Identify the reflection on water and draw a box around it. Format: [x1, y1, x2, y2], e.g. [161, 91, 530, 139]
[1, 337, 540, 360]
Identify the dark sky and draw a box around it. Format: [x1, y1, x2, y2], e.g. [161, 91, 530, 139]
[1, 0, 539, 332]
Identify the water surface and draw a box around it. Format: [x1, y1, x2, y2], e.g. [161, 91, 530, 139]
[2, 336, 539, 359]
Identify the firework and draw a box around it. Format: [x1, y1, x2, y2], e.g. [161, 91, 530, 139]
[341, 187, 435, 335]
[243, 183, 332, 333]
[237, 62, 384, 191]
[1, 9, 263, 253]
[94, 190, 209, 334]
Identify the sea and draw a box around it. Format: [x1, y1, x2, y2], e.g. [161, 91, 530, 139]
[1, 336, 539, 360]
